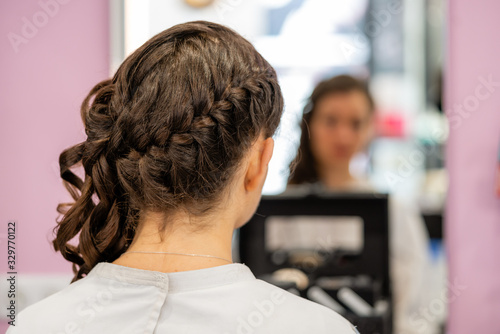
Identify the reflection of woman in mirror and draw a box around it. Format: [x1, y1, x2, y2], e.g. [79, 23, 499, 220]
[288, 75, 375, 191]
[285, 75, 433, 334]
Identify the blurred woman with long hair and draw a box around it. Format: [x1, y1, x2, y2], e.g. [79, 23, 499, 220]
[286, 74, 431, 334]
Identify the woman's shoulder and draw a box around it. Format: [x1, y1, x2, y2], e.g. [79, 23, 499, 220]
[5, 276, 91, 333]
[6, 266, 359, 334]
[5, 271, 137, 333]
[249, 278, 359, 333]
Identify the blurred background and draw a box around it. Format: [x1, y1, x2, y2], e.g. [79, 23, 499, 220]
[1, 0, 500, 333]
[116, 0, 447, 199]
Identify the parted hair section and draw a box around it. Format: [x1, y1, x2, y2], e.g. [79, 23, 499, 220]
[53, 21, 284, 282]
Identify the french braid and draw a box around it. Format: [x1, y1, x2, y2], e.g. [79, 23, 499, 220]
[52, 21, 284, 282]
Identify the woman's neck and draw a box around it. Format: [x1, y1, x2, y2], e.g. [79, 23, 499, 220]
[112, 211, 235, 273]
[317, 163, 356, 190]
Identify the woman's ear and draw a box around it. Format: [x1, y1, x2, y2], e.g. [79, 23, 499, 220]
[244, 136, 274, 192]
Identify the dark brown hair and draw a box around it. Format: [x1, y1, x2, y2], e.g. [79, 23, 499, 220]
[53, 21, 284, 282]
[287, 74, 373, 185]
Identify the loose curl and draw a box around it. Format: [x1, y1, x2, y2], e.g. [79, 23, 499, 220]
[53, 21, 284, 282]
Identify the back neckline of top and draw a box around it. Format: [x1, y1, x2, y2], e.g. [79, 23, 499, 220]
[86, 261, 256, 293]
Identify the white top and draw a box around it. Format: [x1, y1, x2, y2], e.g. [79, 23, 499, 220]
[281, 180, 431, 334]
[6, 262, 359, 334]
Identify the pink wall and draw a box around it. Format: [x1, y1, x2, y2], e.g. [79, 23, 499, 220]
[445, 0, 500, 332]
[0, 0, 109, 330]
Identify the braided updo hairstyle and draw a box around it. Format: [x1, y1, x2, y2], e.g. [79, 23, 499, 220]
[52, 21, 284, 282]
